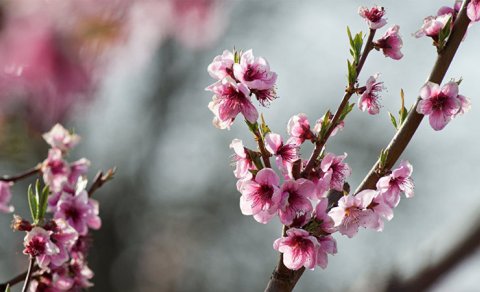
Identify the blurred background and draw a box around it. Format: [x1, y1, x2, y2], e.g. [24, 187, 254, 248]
[0, 0, 479, 291]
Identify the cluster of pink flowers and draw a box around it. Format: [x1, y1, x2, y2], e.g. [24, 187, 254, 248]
[206, 49, 278, 129]
[19, 124, 100, 290]
[417, 81, 470, 130]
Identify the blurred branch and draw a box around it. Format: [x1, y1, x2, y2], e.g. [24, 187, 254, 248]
[385, 211, 480, 292]
[21, 257, 35, 292]
[0, 265, 39, 291]
[0, 164, 41, 183]
[88, 167, 116, 196]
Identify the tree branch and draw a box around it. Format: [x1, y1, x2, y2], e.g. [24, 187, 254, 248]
[21, 257, 35, 292]
[87, 167, 116, 197]
[0, 164, 41, 183]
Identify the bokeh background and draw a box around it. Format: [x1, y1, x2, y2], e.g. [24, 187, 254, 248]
[0, 0, 479, 291]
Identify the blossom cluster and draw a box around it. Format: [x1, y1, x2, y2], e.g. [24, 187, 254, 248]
[206, 3, 472, 274]
[11, 124, 101, 291]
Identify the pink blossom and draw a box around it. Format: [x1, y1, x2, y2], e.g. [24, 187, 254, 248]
[314, 198, 336, 234]
[207, 50, 234, 80]
[278, 179, 315, 226]
[42, 124, 81, 152]
[273, 228, 319, 270]
[208, 97, 234, 130]
[252, 87, 277, 106]
[468, 0, 480, 22]
[437, 1, 462, 18]
[48, 219, 79, 268]
[365, 190, 394, 231]
[42, 148, 71, 193]
[70, 257, 94, 288]
[313, 114, 344, 138]
[374, 25, 403, 60]
[358, 74, 384, 115]
[316, 235, 337, 269]
[287, 113, 315, 145]
[415, 14, 452, 39]
[206, 77, 258, 125]
[0, 181, 14, 213]
[229, 139, 256, 179]
[416, 81, 462, 131]
[265, 133, 299, 171]
[233, 49, 277, 91]
[358, 6, 387, 29]
[23, 227, 60, 269]
[328, 191, 380, 238]
[320, 153, 351, 192]
[239, 168, 281, 224]
[55, 190, 101, 236]
[377, 160, 414, 208]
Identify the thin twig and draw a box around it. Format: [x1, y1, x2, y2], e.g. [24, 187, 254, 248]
[21, 257, 35, 292]
[302, 29, 376, 178]
[0, 164, 41, 183]
[87, 167, 116, 197]
[253, 127, 272, 168]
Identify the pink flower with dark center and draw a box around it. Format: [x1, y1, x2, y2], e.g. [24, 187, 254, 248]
[358, 74, 384, 115]
[42, 124, 80, 153]
[328, 191, 380, 238]
[358, 6, 387, 29]
[287, 113, 315, 146]
[47, 219, 79, 268]
[239, 168, 281, 224]
[0, 181, 14, 213]
[55, 189, 101, 235]
[208, 97, 234, 130]
[229, 139, 256, 179]
[415, 14, 452, 39]
[316, 235, 337, 269]
[207, 50, 234, 80]
[206, 77, 258, 125]
[468, 0, 480, 22]
[416, 81, 462, 130]
[374, 25, 403, 60]
[364, 190, 394, 231]
[377, 160, 414, 208]
[252, 87, 277, 106]
[278, 179, 315, 226]
[273, 228, 319, 270]
[233, 49, 277, 91]
[320, 153, 351, 192]
[313, 114, 344, 138]
[23, 227, 60, 269]
[70, 257, 94, 288]
[265, 133, 299, 172]
[314, 198, 336, 234]
[42, 148, 71, 193]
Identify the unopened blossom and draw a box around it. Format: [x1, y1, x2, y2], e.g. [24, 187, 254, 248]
[207, 50, 234, 80]
[278, 179, 315, 226]
[230, 139, 256, 179]
[320, 153, 351, 192]
[55, 189, 101, 236]
[233, 49, 277, 91]
[416, 81, 464, 130]
[358, 6, 387, 29]
[438, 1, 462, 18]
[0, 181, 14, 213]
[42, 124, 80, 152]
[316, 235, 337, 269]
[328, 191, 380, 238]
[206, 77, 258, 126]
[42, 148, 70, 193]
[358, 74, 384, 115]
[287, 113, 315, 145]
[415, 14, 452, 39]
[313, 114, 344, 138]
[377, 160, 414, 208]
[239, 168, 281, 224]
[23, 227, 60, 269]
[273, 228, 319, 270]
[265, 133, 299, 171]
[314, 198, 336, 234]
[374, 25, 403, 60]
[468, 0, 480, 22]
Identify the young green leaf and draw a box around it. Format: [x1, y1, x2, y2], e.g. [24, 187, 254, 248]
[389, 112, 398, 129]
[27, 184, 38, 222]
[437, 16, 452, 51]
[37, 185, 50, 223]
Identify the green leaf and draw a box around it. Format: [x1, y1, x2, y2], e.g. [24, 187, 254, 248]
[245, 120, 259, 134]
[260, 114, 271, 137]
[27, 184, 38, 222]
[379, 149, 389, 170]
[4, 284, 10, 292]
[389, 112, 398, 129]
[37, 185, 50, 222]
[340, 102, 355, 121]
[398, 89, 409, 126]
[437, 16, 452, 50]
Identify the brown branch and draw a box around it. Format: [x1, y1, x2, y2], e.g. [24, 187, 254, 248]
[0, 266, 39, 290]
[355, 2, 471, 193]
[87, 167, 116, 197]
[21, 257, 35, 292]
[0, 164, 41, 183]
[302, 29, 376, 178]
[385, 210, 480, 292]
